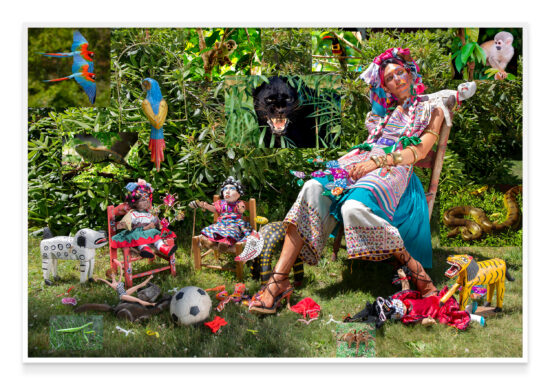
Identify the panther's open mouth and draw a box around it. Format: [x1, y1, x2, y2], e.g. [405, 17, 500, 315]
[445, 261, 461, 278]
[267, 118, 289, 135]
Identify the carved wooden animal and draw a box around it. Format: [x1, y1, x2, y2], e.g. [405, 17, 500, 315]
[440, 254, 514, 311]
[337, 329, 375, 356]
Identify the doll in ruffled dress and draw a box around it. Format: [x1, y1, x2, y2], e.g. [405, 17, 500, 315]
[111, 179, 177, 259]
[196, 177, 252, 252]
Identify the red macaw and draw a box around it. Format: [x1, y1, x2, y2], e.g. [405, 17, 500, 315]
[43, 54, 96, 104]
[39, 30, 94, 71]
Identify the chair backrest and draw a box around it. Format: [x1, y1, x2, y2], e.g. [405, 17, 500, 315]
[414, 93, 457, 219]
[107, 203, 131, 243]
[212, 195, 257, 232]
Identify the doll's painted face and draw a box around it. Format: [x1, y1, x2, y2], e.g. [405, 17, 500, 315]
[222, 184, 240, 203]
[383, 63, 412, 101]
[135, 196, 150, 211]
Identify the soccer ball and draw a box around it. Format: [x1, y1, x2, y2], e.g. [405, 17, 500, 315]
[170, 286, 212, 326]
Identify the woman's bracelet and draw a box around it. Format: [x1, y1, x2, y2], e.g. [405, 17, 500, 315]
[424, 129, 440, 143]
[408, 146, 419, 164]
[370, 155, 382, 167]
[391, 151, 403, 165]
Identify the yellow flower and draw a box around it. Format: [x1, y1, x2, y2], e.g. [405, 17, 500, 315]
[331, 187, 344, 196]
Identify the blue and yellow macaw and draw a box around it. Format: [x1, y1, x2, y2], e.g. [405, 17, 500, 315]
[141, 78, 168, 172]
[43, 54, 96, 104]
[39, 30, 94, 71]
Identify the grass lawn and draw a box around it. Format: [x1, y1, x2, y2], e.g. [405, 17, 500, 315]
[27, 235, 523, 358]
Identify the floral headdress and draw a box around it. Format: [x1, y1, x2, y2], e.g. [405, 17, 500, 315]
[359, 47, 425, 117]
[125, 178, 154, 204]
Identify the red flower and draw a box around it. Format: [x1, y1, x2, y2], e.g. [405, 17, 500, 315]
[163, 194, 176, 207]
[160, 218, 170, 228]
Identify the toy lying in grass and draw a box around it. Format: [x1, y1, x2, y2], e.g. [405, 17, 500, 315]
[443, 186, 522, 241]
[336, 328, 375, 356]
[440, 254, 515, 312]
[75, 278, 171, 323]
[344, 269, 475, 330]
[95, 268, 157, 306]
[345, 288, 472, 330]
[40, 227, 108, 285]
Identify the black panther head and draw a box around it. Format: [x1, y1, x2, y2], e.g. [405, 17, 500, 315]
[253, 76, 302, 137]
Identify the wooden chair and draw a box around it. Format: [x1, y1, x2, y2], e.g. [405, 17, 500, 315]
[191, 196, 257, 281]
[107, 203, 176, 288]
[332, 92, 460, 257]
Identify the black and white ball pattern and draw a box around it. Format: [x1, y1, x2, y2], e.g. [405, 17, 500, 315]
[170, 286, 212, 326]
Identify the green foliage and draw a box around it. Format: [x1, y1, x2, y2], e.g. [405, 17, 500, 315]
[450, 29, 487, 78]
[261, 29, 312, 75]
[450, 63, 523, 184]
[28, 28, 111, 107]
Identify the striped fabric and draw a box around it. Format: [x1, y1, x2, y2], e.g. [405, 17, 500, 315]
[351, 165, 412, 220]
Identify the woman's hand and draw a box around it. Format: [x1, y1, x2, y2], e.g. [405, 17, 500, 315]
[349, 160, 378, 181]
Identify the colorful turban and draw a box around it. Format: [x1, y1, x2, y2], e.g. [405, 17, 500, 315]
[359, 47, 425, 117]
[125, 178, 154, 204]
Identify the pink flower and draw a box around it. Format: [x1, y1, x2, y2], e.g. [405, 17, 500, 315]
[137, 179, 147, 186]
[311, 170, 326, 178]
[163, 194, 176, 207]
[330, 168, 348, 180]
[160, 218, 170, 229]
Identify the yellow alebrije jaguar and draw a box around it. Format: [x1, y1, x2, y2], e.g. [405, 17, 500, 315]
[440, 254, 514, 312]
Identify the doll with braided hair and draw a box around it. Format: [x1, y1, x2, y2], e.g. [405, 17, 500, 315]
[195, 176, 252, 252]
[111, 179, 177, 258]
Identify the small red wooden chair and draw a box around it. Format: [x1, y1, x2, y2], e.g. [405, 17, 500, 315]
[107, 203, 176, 288]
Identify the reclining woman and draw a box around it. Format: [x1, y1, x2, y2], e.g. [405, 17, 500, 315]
[249, 48, 444, 314]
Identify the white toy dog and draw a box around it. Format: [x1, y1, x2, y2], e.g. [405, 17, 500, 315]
[40, 228, 108, 285]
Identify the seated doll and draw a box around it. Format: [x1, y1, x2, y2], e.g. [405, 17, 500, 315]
[196, 177, 252, 252]
[111, 179, 177, 258]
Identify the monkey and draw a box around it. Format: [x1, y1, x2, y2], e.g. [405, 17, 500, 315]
[480, 31, 514, 80]
[214, 39, 237, 66]
[196, 28, 237, 78]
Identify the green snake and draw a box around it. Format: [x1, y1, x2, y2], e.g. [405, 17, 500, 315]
[443, 186, 522, 241]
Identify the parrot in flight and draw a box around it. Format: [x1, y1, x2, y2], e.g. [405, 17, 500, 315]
[141, 78, 168, 172]
[43, 54, 96, 104]
[39, 30, 94, 71]
[72, 132, 138, 169]
[322, 35, 347, 72]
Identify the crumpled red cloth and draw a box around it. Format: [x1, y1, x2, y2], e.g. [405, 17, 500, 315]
[392, 287, 471, 330]
[290, 297, 321, 323]
[204, 316, 227, 333]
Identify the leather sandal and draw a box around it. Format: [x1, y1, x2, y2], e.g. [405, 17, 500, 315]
[249, 271, 293, 315]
